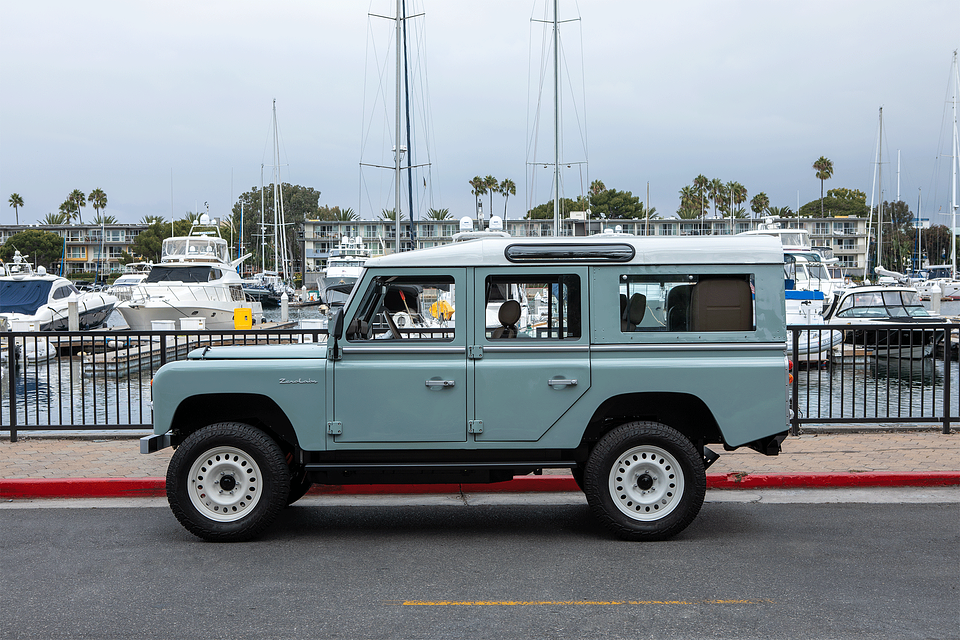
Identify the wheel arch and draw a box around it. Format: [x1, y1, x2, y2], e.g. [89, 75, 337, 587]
[168, 393, 300, 451]
[580, 391, 723, 452]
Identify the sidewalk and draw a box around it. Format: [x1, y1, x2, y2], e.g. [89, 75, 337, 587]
[1, 431, 958, 498]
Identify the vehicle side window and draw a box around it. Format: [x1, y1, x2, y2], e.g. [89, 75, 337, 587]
[620, 274, 755, 332]
[53, 286, 72, 300]
[484, 274, 580, 340]
[345, 276, 455, 341]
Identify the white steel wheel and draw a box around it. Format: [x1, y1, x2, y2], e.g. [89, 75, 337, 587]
[187, 446, 263, 522]
[608, 444, 683, 521]
[584, 421, 706, 541]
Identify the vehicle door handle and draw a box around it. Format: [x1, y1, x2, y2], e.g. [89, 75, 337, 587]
[547, 379, 578, 388]
[425, 380, 456, 388]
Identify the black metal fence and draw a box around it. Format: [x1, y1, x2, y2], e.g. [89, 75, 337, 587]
[788, 322, 955, 435]
[1, 328, 327, 442]
[2, 324, 955, 442]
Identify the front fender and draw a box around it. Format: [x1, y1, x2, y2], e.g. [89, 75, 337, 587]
[151, 358, 328, 451]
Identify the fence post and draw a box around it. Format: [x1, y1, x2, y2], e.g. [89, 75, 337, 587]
[790, 327, 800, 436]
[944, 326, 952, 435]
[5, 335, 17, 442]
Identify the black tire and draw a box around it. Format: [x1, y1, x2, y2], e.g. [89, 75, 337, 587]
[166, 422, 291, 542]
[571, 466, 585, 493]
[583, 421, 706, 541]
[286, 465, 313, 506]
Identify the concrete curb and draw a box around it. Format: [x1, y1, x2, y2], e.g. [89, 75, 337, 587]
[2, 472, 958, 500]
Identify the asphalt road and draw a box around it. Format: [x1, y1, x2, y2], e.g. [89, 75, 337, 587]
[1, 493, 957, 640]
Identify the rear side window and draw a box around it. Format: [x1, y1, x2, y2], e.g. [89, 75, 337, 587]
[619, 274, 755, 332]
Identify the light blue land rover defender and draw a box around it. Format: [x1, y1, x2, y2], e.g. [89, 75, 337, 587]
[143, 235, 789, 542]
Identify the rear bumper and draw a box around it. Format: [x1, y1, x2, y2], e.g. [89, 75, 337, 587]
[140, 432, 172, 454]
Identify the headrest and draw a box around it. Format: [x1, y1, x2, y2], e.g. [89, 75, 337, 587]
[498, 299, 522, 326]
[626, 293, 646, 324]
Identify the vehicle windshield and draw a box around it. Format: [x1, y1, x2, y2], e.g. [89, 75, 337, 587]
[835, 289, 932, 318]
[0, 280, 54, 315]
[145, 266, 215, 283]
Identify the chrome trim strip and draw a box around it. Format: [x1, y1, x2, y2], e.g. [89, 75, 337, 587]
[590, 342, 787, 353]
[342, 345, 466, 355]
[483, 344, 590, 354]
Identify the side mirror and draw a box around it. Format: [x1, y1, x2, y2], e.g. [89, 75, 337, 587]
[331, 309, 345, 340]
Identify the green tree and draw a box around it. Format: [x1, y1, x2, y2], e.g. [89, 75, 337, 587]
[230, 183, 322, 272]
[140, 215, 165, 225]
[590, 179, 606, 196]
[87, 188, 107, 219]
[8, 193, 23, 224]
[812, 156, 834, 216]
[0, 229, 65, 270]
[68, 189, 86, 224]
[750, 192, 770, 217]
[589, 188, 644, 219]
[498, 178, 516, 218]
[92, 214, 119, 225]
[525, 197, 580, 220]
[426, 208, 452, 220]
[379, 208, 406, 221]
[726, 181, 748, 218]
[315, 205, 358, 221]
[798, 187, 868, 218]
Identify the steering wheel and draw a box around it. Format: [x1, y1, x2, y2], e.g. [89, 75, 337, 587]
[384, 311, 404, 339]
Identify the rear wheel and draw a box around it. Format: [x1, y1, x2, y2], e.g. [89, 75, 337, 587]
[167, 422, 291, 542]
[584, 421, 705, 541]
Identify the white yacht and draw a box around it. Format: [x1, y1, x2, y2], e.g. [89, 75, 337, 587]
[116, 216, 262, 331]
[0, 250, 118, 331]
[317, 235, 370, 309]
[105, 262, 152, 302]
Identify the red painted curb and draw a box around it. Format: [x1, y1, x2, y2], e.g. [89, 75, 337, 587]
[1, 472, 957, 500]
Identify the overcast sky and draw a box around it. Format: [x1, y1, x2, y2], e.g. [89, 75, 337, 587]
[1, 1, 958, 227]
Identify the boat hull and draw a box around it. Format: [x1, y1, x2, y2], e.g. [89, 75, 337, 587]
[117, 302, 263, 331]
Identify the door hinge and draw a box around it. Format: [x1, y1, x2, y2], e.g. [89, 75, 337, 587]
[327, 421, 343, 435]
[468, 420, 483, 434]
[468, 345, 483, 360]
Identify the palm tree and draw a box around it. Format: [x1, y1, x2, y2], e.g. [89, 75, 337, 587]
[812, 156, 834, 216]
[750, 192, 770, 217]
[707, 178, 725, 218]
[426, 208, 452, 220]
[589, 179, 606, 196]
[677, 186, 699, 219]
[68, 189, 86, 224]
[334, 207, 359, 221]
[88, 188, 107, 219]
[93, 214, 119, 225]
[379, 208, 405, 221]
[727, 181, 748, 219]
[59, 199, 77, 223]
[767, 205, 793, 218]
[141, 215, 166, 224]
[8, 193, 23, 224]
[469, 176, 486, 218]
[499, 178, 516, 218]
[42, 212, 71, 225]
[692, 175, 708, 218]
[484, 175, 498, 220]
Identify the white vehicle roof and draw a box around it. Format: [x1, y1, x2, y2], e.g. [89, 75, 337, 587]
[366, 235, 784, 268]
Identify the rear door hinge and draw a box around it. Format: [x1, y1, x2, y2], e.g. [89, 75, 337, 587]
[327, 421, 343, 435]
[468, 420, 483, 434]
[468, 345, 483, 360]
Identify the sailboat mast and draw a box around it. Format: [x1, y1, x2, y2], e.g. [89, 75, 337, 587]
[272, 100, 282, 277]
[877, 108, 883, 275]
[552, 0, 560, 238]
[394, 0, 402, 253]
[402, 0, 415, 246]
[952, 50, 958, 279]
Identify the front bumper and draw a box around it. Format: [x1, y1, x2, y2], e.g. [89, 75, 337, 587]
[140, 432, 173, 454]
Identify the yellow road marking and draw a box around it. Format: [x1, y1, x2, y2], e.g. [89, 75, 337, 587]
[390, 599, 774, 606]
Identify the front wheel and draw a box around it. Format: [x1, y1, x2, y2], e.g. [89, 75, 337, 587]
[583, 421, 706, 541]
[166, 422, 291, 542]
